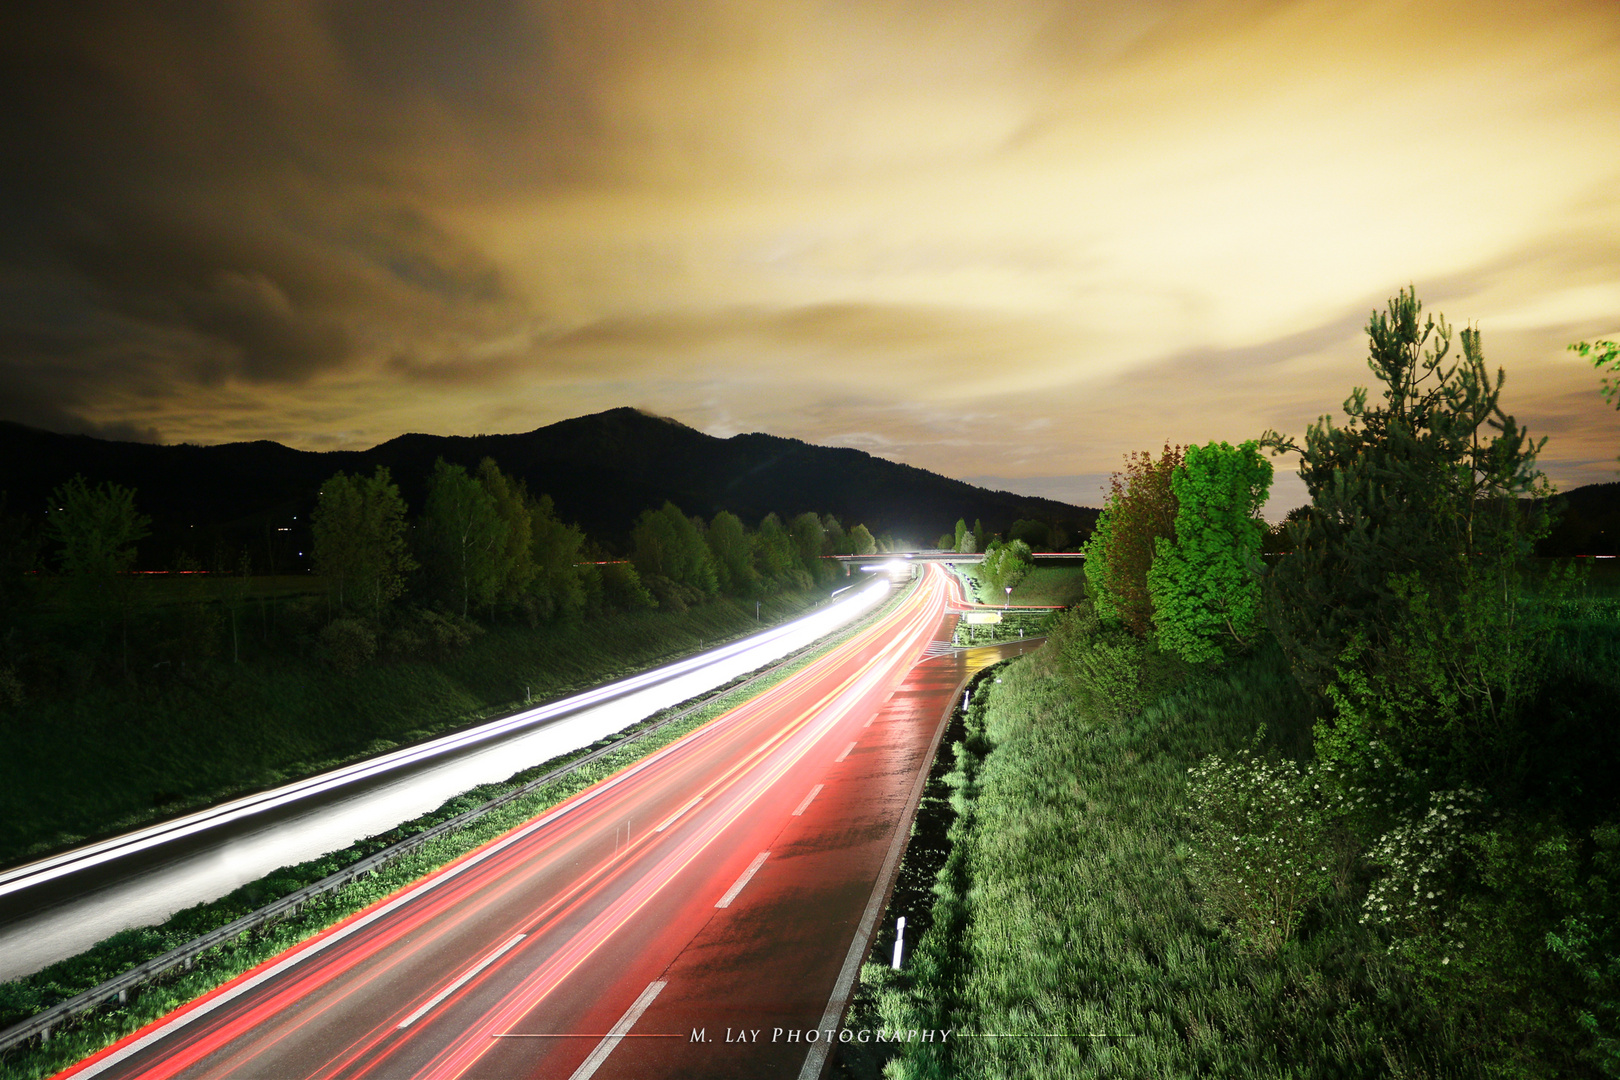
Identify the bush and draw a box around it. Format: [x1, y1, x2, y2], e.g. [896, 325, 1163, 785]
[320, 618, 376, 675]
[1054, 603, 1186, 722]
[1363, 800, 1620, 1077]
[1184, 739, 1334, 954]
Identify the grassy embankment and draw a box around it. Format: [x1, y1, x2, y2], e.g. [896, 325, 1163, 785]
[842, 567, 1620, 1079]
[946, 563, 1082, 647]
[0, 588, 824, 868]
[0, 576, 918, 1080]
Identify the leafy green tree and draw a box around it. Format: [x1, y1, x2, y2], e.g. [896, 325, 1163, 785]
[476, 459, 535, 609]
[527, 493, 586, 618]
[821, 514, 846, 556]
[46, 475, 150, 581]
[312, 472, 363, 610]
[981, 538, 1033, 595]
[705, 510, 758, 596]
[789, 511, 829, 583]
[45, 475, 151, 678]
[1083, 445, 1183, 638]
[420, 459, 503, 618]
[847, 523, 878, 556]
[1262, 287, 1548, 694]
[755, 513, 802, 590]
[312, 467, 413, 619]
[632, 502, 718, 596]
[953, 518, 968, 551]
[355, 467, 414, 618]
[1083, 512, 1119, 623]
[937, 531, 955, 552]
[1147, 440, 1273, 664]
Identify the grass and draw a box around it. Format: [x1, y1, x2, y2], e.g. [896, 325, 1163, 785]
[0, 576, 918, 1080]
[850, 640, 1497, 1079]
[953, 563, 1086, 609]
[1006, 566, 1088, 607]
[0, 591, 822, 868]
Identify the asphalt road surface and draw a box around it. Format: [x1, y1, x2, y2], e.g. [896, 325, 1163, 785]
[63, 563, 1040, 1080]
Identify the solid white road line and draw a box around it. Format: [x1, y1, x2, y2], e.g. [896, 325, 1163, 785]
[715, 852, 770, 909]
[835, 741, 857, 762]
[397, 933, 526, 1029]
[654, 795, 703, 833]
[565, 980, 667, 1080]
[791, 785, 823, 817]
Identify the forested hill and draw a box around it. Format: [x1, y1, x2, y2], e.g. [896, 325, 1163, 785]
[0, 407, 1096, 566]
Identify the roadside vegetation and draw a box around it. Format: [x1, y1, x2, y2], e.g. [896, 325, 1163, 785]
[0, 574, 918, 1080]
[0, 452, 932, 866]
[853, 289, 1620, 1078]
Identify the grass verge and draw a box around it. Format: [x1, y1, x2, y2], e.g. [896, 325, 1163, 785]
[0, 591, 823, 868]
[850, 639, 1494, 1079]
[0, 576, 916, 1080]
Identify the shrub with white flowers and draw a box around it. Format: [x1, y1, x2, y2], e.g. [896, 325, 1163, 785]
[1360, 787, 1492, 961]
[1184, 741, 1334, 955]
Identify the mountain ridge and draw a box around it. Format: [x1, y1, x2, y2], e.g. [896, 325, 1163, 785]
[0, 408, 1097, 569]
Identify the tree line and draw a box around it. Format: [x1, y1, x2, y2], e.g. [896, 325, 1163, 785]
[0, 457, 899, 693]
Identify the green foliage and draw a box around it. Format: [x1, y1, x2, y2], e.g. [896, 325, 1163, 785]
[1184, 739, 1333, 955]
[1050, 603, 1184, 723]
[873, 643, 1489, 1080]
[526, 493, 586, 619]
[1007, 518, 1050, 549]
[1570, 339, 1620, 409]
[789, 511, 830, 582]
[1081, 511, 1117, 623]
[1319, 567, 1563, 795]
[44, 475, 150, 581]
[1148, 440, 1272, 664]
[43, 475, 151, 677]
[0, 588, 819, 867]
[592, 561, 657, 612]
[978, 538, 1032, 595]
[1546, 823, 1620, 1078]
[1363, 800, 1620, 1077]
[311, 467, 414, 619]
[1083, 445, 1183, 638]
[475, 458, 536, 607]
[704, 510, 758, 596]
[821, 513, 846, 555]
[420, 458, 504, 618]
[847, 522, 877, 556]
[631, 501, 718, 598]
[319, 617, 377, 675]
[1262, 286, 1549, 693]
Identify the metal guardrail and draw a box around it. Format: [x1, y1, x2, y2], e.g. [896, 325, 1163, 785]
[0, 579, 913, 1062]
[0, 578, 914, 1058]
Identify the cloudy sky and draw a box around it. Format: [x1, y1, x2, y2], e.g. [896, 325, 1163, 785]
[2, 0, 1617, 511]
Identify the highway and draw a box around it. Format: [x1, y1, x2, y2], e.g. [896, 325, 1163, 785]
[0, 577, 895, 982]
[59, 563, 1037, 1079]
